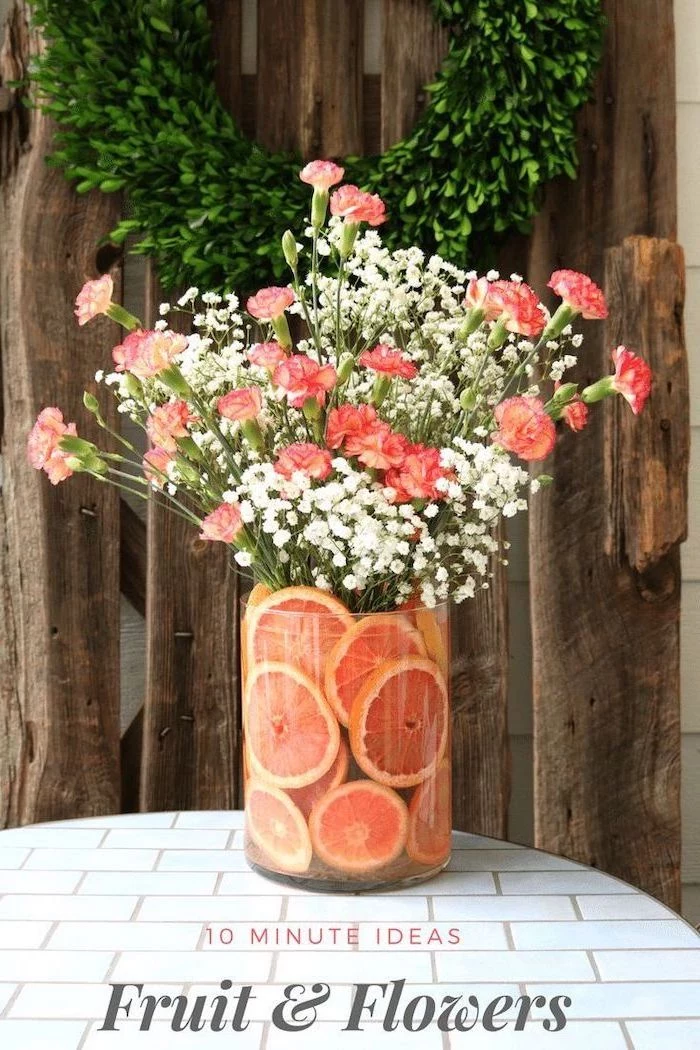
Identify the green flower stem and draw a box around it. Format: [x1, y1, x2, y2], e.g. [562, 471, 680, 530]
[106, 303, 142, 332]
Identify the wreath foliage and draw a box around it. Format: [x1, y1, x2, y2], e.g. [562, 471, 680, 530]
[30, 0, 603, 291]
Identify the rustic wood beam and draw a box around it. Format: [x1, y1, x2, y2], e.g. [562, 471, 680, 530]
[528, 0, 684, 907]
[120, 501, 147, 617]
[0, 1, 121, 825]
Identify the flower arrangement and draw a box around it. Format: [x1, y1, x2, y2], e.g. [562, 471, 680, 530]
[29, 162, 651, 614]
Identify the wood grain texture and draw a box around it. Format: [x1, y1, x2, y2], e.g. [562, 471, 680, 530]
[0, 1, 121, 825]
[381, 0, 448, 150]
[255, 0, 300, 151]
[381, 0, 507, 836]
[139, 271, 241, 811]
[528, 0, 683, 907]
[207, 0, 243, 122]
[120, 500, 147, 617]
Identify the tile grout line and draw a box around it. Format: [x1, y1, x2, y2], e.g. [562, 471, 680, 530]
[39, 920, 59, 950]
[130, 896, 146, 921]
[0, 983, 23, 1019]
[153, 848, 166, 872]
[76, 1019, 93, 1049]
[72, 871, 88, 896]
[571, 895, 585, 920]
[619, 1019, 636, 1049]
[504, 921, 516, 950]
[18, 849, 34, 871]
[587, 949, 603, 982]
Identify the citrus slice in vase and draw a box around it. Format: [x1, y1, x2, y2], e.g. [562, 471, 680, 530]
[246, 780, 312, 874]
[286, 736, 350, 820]
[246, 586, 353, 686]
[324, 613, 426, 726]
[349, 656, 448, 788]
[406, 757, 452, 867]
[308, 780, 408, 874]
[245, 661, 340, 788]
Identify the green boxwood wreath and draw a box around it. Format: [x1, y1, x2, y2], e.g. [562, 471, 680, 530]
[30, 0, 604, 291]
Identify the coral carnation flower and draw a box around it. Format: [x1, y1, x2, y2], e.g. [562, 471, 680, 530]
[217, 386, 262, 422]
[300, 160, 345, 191]
[143, 446, 173, 488]
[359, 344, 418, 380]
[548, 269, 608, 320]
[246, 286, 295, 321]
[463, 277, 502, 322]
[490, 281, 546, 338]
[492, 396, 556, 462]
[247, 342, 287, 369]
[330, 185, 387, 226]
[146, 401, 193, 452]
[274, 442, 333, 481]
[199, 502, 244, 544]
[562, 399, 589, 432]
[112, 329, 186, 378]
[74, 274, 114, 326]
[611, 346, 652, 415]
[273, 355, 337, 408]
[385, 444, 452, 502]
[346, 422, 409, 470]
[325, 404, 378, 450]
[27, 407, 77, 485]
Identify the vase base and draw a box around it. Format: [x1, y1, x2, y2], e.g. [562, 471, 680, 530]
[246, 857, 450, 894]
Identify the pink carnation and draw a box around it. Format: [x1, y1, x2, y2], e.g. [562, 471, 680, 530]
[27, 407, 77, 485]
[359, 344, 418, 380]
[463, 277, 502, 321]
[330, 185, 387, 227]
[146, 401, 193, 452]
[492, 396, 556, 462]
[385, 444, 453, 503]
[143, 447, 173, 488]
[345, 421, 408, 471]
[217, 387, 262, 422]
[548, 269, 608, 320]
[112, 329, 186, 378]
[274, 442, 333, 481]
[490, 281, 546, 338]
[325, 404, 378, 450]
[247, 342, 287, 369]
[273, 355, 337, 408]
[199, 502, 244, 544]
[611, 346, 652, 415]
[74, 275, 114, 326]
[562, 398, 589, 432]
[246, 286, 295, 321]
[300, 160, 345, 191]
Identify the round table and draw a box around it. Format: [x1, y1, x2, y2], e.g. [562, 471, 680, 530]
[0, 812, 697, 1049]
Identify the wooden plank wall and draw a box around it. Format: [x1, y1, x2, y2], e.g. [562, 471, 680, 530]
[0, 0, 121, 823]
[528, 0, 687, 907]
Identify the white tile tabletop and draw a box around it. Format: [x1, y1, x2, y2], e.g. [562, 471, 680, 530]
[0, 811, 697, 1049]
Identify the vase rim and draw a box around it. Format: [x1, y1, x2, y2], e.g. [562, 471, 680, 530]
[240, 589, 450, 617]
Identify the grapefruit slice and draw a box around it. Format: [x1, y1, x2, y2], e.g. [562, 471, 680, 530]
[246, 779, 312, 873]
[414, 607, 449, 676]
[242, 583, 273, 683]
[287, 737, 350, 819]
[324, 614, 426, 726]
[308, 780, 408, 874]
[349, 656, 448, 788]
[406, 757, 452, 867]
[247, 586, 353, 685]
[245, 661, 340, 788]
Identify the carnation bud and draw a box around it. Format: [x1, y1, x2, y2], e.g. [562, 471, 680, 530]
[83, 391, 101, 415]
[59, 435, 97, 457]
[336, 353, 354, 385]
[124, 373, 144, 400]
[339, 222, 359, 259]
[282, 230, 298, 269]
[159, 364, 192, 398]
[541, 303, 574, 343]
[311, 188, 329, 229]
[459, 388, 477, 412]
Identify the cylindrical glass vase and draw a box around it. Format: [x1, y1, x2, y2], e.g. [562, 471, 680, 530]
[242, 587, 451, 892]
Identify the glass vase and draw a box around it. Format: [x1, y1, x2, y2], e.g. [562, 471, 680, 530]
[242, 588, 451, 892]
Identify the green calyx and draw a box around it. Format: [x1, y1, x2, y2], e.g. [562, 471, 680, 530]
[28, 0, 604, 291]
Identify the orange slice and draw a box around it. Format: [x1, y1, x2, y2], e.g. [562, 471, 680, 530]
[324, 614, 426, 726]
[406, 757, 452, 867]
[308, 780, 408, 874]
[414, 607, 449, 677]
[246, 586, 353, 686]
[349, 656, 448, 788]
[245, 661, 340, 788]
[241, 583, 273, 683]
[246, 779, 312, 873]
[287, 737, 350, 819]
